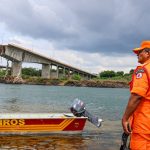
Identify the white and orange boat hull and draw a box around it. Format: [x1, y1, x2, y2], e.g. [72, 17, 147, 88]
[0, 113, 87, 134]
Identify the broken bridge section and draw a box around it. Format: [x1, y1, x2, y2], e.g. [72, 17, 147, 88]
[0, 44, 97, 79]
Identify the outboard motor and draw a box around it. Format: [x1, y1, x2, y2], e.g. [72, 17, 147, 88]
[70, 98, 102, 128]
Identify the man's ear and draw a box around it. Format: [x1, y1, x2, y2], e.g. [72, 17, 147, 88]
[146, 51, 150, 57]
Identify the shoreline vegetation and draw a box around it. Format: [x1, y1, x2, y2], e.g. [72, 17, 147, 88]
[0, 76, 129, 88]
[0, 68, 132, 88]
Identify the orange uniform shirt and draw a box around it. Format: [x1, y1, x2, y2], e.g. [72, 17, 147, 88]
[130, 59, 150, 134]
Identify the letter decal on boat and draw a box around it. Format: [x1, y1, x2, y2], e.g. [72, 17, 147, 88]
[0, 119, 25, 126]
[3, 120, 10, 126]
[10, 119, 18, 125]
[19, 119, 25, 125]
[74, 122, 79, 128]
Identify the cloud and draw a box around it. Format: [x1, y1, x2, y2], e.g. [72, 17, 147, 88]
[0, 0, 150, 55]
[47, 49, 137, 74]
[0, 0, 149, 73]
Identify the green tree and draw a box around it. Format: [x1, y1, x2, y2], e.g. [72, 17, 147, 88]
[99, 70, 116, 78]
[72, 74, 81, 80]
[129, 69, 134, 75]
[116, 71, 124, 77]
[0, 69, 5, 77]
[22, 67, 41, 76]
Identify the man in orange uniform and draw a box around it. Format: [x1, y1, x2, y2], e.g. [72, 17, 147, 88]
[122, 41, 150, 150]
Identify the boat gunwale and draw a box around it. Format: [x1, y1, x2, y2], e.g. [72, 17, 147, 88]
[0, 113, 88, 119]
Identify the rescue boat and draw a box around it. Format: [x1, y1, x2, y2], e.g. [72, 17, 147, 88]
[0, 113, 87, 134]
[0, 99, 102, 134]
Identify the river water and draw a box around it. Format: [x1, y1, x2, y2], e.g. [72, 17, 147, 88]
[0, 83, 130, 150]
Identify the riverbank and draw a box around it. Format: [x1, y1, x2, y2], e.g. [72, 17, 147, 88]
[0, 76, 129, 88]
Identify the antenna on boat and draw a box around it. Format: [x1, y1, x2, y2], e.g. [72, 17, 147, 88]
[70, 98, 103, 128]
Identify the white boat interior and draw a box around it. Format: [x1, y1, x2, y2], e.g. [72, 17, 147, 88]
[0, 113, 87, 119]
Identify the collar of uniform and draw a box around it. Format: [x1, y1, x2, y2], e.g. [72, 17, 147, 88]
[136, 59, 150, 68]
[142, 59, 150, 66]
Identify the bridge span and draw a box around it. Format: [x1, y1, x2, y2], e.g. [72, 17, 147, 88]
[0, 65, 11, 69]
[0, 44, 97, 79]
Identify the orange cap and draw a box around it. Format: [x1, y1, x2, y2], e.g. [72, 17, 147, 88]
[133, 41, 150, 54]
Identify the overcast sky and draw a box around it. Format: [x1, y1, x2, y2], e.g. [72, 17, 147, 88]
[0, 0, 150, 74]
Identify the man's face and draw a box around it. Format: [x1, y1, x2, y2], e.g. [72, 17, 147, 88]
[137, 49, 150, 64]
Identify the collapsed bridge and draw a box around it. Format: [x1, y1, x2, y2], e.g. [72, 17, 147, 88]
[0, 44, 97, 79]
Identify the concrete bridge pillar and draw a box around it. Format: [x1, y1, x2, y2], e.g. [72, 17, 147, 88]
[84, 74, 88, 80]
[68, 68, 70, 78]
[63, 67, 66, 78]
[11, 61, 22, 77]
[42, 64, 50, 78]
[56, 65, 59, 79]
[49, 63, 52, 78]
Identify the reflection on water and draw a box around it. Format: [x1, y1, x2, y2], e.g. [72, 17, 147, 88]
[6, 97, 18, 103]
[3, 97, 21, 112]
[0, 122, 122, 150]
[0, 135, 87, 150]
[0, 132, 121, 150]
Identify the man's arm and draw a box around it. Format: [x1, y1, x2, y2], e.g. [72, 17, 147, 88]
[122, 93, 142, 134]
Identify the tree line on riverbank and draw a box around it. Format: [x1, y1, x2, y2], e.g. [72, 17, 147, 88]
[0, 67, 133, 87]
